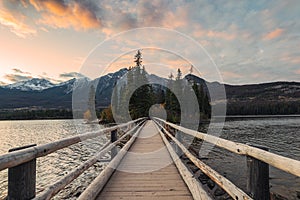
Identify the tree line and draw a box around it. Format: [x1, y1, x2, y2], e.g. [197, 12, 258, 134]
[100, 50, 211, 124]
[227, 101, 300, 115]
[0, 109, 73, 120]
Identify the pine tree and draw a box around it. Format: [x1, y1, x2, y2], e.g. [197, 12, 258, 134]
[164, 69, 182, 123]
[86, 84, 96, 122]
[128, 50, 154, 119]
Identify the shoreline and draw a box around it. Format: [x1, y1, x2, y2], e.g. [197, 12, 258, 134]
[1, 114, 300, 121]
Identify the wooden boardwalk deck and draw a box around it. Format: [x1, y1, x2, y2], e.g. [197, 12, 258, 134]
[96, 121, 193, 200]
[3, 118, 299, 199]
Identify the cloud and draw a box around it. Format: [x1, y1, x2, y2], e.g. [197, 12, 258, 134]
[221, 71, 243, 79]
[280, 54, 300, 64]
[34, 72, 61, 83]
[4, 74, 33, 82]
[207, 30, 236, 41]
[29, 0, 102, 30]
[0, 81, 7, 86]
[1, 0, 299, 84]
[295, 69, 300, 75]
[2, 68, 33, 83]
[263, 28, 284, 40]
[12, 68, 31, 74]
[0, 3, 36, 38]
[1, 68, 76, 84]
[0, 0, 102, 37]
[59, 72, 85, 79]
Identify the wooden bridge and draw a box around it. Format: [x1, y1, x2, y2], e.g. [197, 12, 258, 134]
[0, 118, 299, 200]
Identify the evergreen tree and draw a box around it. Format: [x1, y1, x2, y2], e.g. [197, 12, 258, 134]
[128, 50, 154, 119]
[86, 84, 96, 121]
[164, 70, 182, 123]
[164, 68, 212, 123]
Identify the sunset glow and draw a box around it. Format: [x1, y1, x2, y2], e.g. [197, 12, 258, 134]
[0, 0, 299, 85]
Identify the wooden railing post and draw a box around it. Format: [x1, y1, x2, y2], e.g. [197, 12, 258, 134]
[175, 130, 183, 156]
[8, 144, 37, 200]
[111, 129, 118, 159]
[246, 143, 270, 200]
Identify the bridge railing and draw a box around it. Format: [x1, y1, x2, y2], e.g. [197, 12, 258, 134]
[0, 117, 146, 200]
[153, 117, 300, 200]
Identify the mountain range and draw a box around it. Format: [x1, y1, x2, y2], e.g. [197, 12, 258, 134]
[0, 68, 299, 115]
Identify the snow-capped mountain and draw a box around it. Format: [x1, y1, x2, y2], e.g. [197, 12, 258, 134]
[0, 68, 299, 116]
[0, 68, 129, 109]
[4, 78, 56, 91]
[1, 68, 129, 93]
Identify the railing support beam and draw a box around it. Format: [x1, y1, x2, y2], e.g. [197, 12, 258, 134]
[111, 129, 118, 159]
[175, 130, 183, 156]
[8, 144, 37, 200]
[246, 143, 270, 200]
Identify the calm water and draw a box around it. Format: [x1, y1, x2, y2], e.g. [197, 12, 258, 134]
[0, 120, 109, 199]
[0, 118, 299, 199]
[197, 117, 300, 199]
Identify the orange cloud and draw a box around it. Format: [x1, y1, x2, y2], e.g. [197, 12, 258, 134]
[30, 0, 101, 30]
[0, 6, 36, 38]
[295, 69, 300, 75]
[263, 28, 284, 40]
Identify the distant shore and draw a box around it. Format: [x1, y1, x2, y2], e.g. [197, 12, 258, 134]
[0, 114, 300, 121]
[225, 114, 300, 118]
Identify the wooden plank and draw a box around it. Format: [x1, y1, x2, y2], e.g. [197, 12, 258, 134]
[96, 121, 193, 200]
[155, 121, 253, 200]
[99, 191, 192, 196]
[154, 117, 300, 177]
[97, 196, 191, 200]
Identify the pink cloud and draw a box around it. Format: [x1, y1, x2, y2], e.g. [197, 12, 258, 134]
[295, 69, 300, 75]
[192, 24, 237, 41]
[207, 30, 236, 41]
[263, 28, 284, 40]
[280, 54, 300, 64]
[192, 25, 206, 38]
[162, 7, 188, 29]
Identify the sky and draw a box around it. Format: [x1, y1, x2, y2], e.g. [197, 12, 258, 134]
[0, 0, 299, 85]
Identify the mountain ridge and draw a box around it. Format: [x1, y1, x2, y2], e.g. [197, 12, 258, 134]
[0, 69, 299, 115]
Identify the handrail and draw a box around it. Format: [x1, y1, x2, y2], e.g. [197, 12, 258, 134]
[154, 121, 253, 200]
[0, 118, 145, 171]
[154, 123, 213, 200]
[153, 117, 300, 177]
[34, 120, 146, 200]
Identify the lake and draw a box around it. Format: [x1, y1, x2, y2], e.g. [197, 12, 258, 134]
[0, 117, 299, 199]
[198, 117, 300, 199]
[0, 119, 109, 199]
